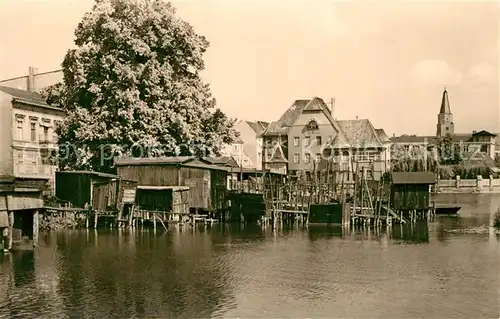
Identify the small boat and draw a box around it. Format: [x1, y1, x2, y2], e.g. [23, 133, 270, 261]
[435, 206, 461, 215]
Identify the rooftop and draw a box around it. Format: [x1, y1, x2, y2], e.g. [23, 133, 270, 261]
[391, 171, 436, 184]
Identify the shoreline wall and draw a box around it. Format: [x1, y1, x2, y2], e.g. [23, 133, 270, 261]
[436, 176, 500, 194]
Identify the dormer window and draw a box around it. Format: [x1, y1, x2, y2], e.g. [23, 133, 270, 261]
[305, 119, 319, 131]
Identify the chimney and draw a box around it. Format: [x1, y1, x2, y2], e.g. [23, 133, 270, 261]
[393, 133, 395, 138]
[27, 67, 38, 92]
[355, 116, 359, 120]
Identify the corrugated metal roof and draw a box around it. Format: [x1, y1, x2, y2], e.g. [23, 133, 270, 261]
[391, 172, 436, 184]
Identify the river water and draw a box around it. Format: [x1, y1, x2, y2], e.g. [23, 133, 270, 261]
[0, 193, 499, 318]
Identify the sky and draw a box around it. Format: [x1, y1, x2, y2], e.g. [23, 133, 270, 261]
[0, 0, 498, 136]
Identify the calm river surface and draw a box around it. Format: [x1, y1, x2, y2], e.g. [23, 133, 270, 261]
[1, 193, 499, 318]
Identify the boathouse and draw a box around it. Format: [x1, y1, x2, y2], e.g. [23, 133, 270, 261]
[0, 177, 43, 251]
[55, 171, 137, 213]
[390, 172, 436, 211]
[114, 157, 230, 213]
[134, 185, 189, 222]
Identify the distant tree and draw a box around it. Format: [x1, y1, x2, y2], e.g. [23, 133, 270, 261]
[41, 0, 236, 172]
[436, 135, 462, 165]
[494, 154, 500, 168]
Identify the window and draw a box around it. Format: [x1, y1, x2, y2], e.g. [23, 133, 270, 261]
[16, 120, 23, 140]
[305, 153, 311, 163]
[30, 122, 37, 142]
[293, 137, 300, 147]
[316, 153, 321, 162]
[43, 127, 49, 142]
[316, 136, 322, 146]
[293, 153, 300, 164]
[304, 136, 310, 146]
[305, 119, 319, 131]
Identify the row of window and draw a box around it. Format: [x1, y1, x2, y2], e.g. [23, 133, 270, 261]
[290, 151, 381, 164]
[15, 151, 53, 166]
[15, 116, 61, 143]
[292, 135, 332, 147]
[292, 153, 321, 164]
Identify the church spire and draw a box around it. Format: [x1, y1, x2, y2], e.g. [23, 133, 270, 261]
[439, 87, 451, 114]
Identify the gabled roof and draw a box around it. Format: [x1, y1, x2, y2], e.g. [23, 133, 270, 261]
[202, 156, 239, 168]
[261, 97, 348, 145]
[472, 130, 496, 137]
[439, 88, 451, 114]
[246, 121, 268, 136]
[391, 172, 436, 185]
[375, 129, 390, 143]
[336, 119, 383, 148]
[263, 99, 310, 136]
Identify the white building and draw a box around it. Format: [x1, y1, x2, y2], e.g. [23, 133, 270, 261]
[222, 119, 269, 170]
[0, 85, 65, 192]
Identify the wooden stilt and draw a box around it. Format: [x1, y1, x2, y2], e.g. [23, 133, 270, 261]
[8, 211, 13, 250]
[33, 210, 39, 248]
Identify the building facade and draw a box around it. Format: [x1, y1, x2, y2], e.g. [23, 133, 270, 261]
[261, 97, 389, 180]
[222, 119, 269, 170]
[0, 86, 65, 191]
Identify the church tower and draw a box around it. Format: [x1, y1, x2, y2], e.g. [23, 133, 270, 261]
[436, 87, 454, 137]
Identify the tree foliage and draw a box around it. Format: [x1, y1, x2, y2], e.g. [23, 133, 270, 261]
[436, 135, 462, 165]
[42, 0, 236, 172]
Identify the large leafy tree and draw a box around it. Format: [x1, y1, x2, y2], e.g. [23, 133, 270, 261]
[42, 0, 236, 173]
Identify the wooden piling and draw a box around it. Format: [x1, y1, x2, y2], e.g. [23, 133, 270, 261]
[8, 211, 13, 250]
[33, 209, 39, 248]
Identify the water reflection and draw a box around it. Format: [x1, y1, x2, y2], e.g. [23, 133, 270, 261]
[391, 222, 429, 244]
[306, 223, 429, 244]
[47, 228, 238, 318]
[0, 193, 498, 318]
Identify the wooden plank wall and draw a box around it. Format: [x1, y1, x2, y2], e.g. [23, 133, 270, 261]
[391, 184, 430, 210]
[92, 180, 119, 212]
[211, 170, 228, 210]
[180, 167, 209, 209]
[172, 190, 189, 215]
[117, 166, 179, 186]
